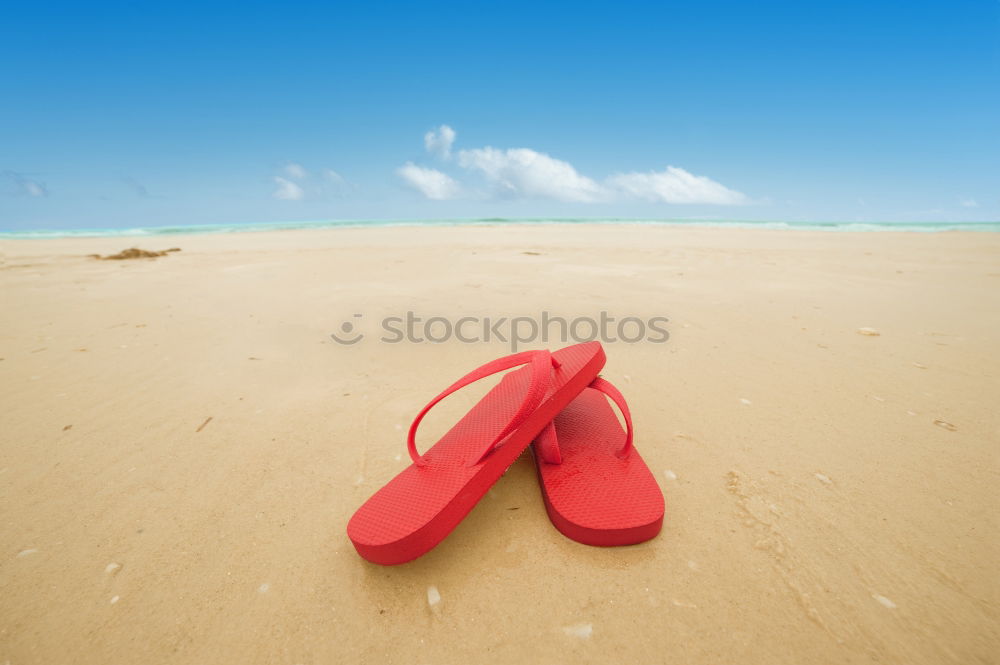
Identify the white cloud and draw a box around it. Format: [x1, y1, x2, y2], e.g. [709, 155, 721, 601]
[424, 125, 456, 159]
[322, 168, 354, 197]
[397, 162, 461, 200]
[457, 147, 608, 202]
[284, 163, 308, 179]
[121, 176, 154, 198]
[324, 168, 346, 185]
[3, 171, 48, 197]
[959, 198, 979, 208]
[272, 176, 305, 200]
[271, 165, 351, 199]
[23, 180, 47, 197]
[607, 166, 748, 205]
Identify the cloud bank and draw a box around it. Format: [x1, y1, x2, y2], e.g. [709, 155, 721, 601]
[607, 166, 748, 205]
[399, 126, 749, 205]
[457, 147, 607, 202]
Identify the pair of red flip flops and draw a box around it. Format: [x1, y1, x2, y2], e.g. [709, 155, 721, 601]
[347, 342, 664, 565]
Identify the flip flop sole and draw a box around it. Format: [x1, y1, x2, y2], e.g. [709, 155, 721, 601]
[534, 387, 664, 546]
[348, 342, 606, 565]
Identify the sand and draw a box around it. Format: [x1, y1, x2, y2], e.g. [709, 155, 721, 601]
[1, 224, 998, 664]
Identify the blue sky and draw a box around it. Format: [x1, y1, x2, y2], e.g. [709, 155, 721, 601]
[2, 1, 998, 231]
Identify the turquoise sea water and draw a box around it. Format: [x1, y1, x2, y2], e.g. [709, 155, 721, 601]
[2, 218, 999, 239]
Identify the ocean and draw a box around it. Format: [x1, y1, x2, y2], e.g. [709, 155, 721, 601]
[2, 217, 999, 238]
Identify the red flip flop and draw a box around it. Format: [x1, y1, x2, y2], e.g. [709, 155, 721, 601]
[347, 342, 606, 565]
[532, 377, 664, 546]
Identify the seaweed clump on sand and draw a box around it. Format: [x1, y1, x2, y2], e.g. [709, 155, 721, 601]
[93, 247, 182, 260]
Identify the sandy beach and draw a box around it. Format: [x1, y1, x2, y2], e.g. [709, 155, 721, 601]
[1, 224, 997, 664]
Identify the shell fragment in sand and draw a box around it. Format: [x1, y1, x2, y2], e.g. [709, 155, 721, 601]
[563, 623, 593, 638]
[857, 327, 880, 336]
[427, 585, 441, 607]
[872, 594, 897, 609]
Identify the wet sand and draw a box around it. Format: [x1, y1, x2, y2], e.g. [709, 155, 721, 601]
[1, 224, 998, 664]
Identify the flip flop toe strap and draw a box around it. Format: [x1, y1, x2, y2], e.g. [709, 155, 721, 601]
[589, 377, 634, 459]
[407, 349, 560, 467]
[536, 376, 634, 464]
